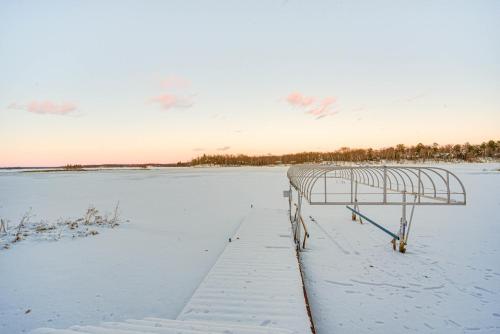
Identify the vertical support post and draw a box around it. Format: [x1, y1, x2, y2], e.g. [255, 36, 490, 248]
[0, 218, 6, 234]
[446, 171, 450, 204]
[296, 195, 302, 250]
[399, 191, 407, 253]
[383, 166, 387, 204]
[324, 172, 327, 203]
[353, 181, 362, 224]
[352, 180, 357, 221]
[404, 194, 417, 245]
[417, 169, 421, 204]
[355, 181, 358, 203]
[350, 168, 354, 204]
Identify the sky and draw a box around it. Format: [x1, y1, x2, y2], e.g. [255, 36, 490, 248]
[1, 0, 499, 166]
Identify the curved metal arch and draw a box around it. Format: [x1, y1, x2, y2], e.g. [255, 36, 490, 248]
[372, 167, 391, 189]
[414, 167, 437, 197]
[434, 167, 467, 203]
[385, 168, 403, 192]
[304, 167, 326, 198]
[287, 164, 466, 206]
[394, 167, 414, 193]
[423, 167, 449, 195]
[358, 168, 373, 186]
[402, 168, 425, 196]
[370, 167, 385, 188]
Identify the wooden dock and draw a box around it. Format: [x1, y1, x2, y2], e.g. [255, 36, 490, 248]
[32, 208, 313, 334]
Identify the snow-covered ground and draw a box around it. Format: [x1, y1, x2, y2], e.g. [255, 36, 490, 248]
[0, 164, 499, 334]
[300, 163, 500, 333]
[0, 167, 289, 333]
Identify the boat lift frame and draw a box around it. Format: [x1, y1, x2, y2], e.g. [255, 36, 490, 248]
[285, 165, 466, 253]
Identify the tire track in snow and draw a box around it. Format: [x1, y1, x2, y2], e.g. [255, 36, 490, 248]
[349, 278, 408, 289]
[324, 280, 354, 287]
[309, 217, 350, 255]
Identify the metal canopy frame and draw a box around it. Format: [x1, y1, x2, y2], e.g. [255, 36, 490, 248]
[286, 165, 466, 253]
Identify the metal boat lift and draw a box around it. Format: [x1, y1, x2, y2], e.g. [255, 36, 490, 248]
[285, 165, 466, 253]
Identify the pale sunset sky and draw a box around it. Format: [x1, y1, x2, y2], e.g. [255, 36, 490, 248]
[1, 1, 499, 166]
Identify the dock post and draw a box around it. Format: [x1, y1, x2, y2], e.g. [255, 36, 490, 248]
[296, 195, 302, 250]
[399, 191, 407, 253]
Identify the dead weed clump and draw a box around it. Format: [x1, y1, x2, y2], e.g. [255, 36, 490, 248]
[0, 202, 126, 251]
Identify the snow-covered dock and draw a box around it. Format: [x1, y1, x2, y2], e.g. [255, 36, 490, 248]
[31, 208, 313, 334]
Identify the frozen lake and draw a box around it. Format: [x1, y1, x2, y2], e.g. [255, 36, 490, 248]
[0, 164, 499, 333]
[299, 163, 500, 333]
[0, 167, 289, 333]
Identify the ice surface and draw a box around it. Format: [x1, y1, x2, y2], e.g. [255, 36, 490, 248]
[0, 167, 289, 333]
[299, 163, 500, 333]
[1, 164, 499, 334]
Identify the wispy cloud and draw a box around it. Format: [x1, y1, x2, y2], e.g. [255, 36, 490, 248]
[193, 147, 205, 151]
[217, 146, 231, 151]
[286, 92, 314, 107]
[286, 92, 338, 119]
[150, 76, 194, 111]
[8, 100, 77, 115]
[306, 97, 337, 119]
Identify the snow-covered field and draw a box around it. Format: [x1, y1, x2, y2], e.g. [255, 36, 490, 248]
[0, 164, 499, 333]
[300, 164, 500, 333]
[0, 167, 288, 333]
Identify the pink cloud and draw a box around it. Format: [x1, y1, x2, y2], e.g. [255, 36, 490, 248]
[286, 92, 314, 107]
[306, 97, 337, 119]
[150, 93, 193, 110]
[151, 76, 194, 111]
[8, 101, 77, 115]
[286, 92, 338, 119]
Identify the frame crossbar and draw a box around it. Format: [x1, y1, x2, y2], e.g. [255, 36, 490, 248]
[345, 206, 399, 240]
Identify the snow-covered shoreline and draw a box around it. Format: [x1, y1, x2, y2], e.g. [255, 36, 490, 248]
[0, 167, 288, 333]
[0, 164, 498, 333]
[299, 163, 500, 333]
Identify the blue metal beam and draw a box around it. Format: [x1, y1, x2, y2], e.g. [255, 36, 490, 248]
[346, 206, 399, 240]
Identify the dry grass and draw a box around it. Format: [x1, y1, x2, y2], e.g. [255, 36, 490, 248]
[0, 202, 126, 250]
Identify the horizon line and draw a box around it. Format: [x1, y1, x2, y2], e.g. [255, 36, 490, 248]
[1, 138, 498, 169]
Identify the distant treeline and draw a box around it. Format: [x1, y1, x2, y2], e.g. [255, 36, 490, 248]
[190, 140, 500, 166]
[1, 162, 187, 170]
[2, 140, 498, 170]
[64, 163, 187, 168]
